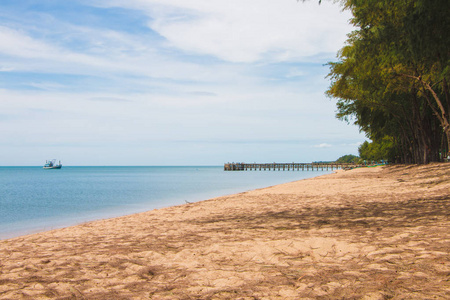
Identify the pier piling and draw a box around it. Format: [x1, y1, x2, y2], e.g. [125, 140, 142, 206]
[224, 162, 364, 171]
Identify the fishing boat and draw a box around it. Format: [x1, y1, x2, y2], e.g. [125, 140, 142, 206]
[43, 159, 62, 169]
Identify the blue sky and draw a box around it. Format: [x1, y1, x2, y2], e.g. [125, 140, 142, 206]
[0, 0, 364, 166]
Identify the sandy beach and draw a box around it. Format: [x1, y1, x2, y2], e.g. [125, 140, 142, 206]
[1, 163, 449, 299]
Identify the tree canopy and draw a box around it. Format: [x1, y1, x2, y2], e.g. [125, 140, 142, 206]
[327, 0, 450, 163]
[335, 154, 359, 163]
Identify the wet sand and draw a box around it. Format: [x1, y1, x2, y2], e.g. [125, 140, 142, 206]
[0, 163, 449, 299]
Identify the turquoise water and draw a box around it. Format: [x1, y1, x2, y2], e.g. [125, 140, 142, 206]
[0, 166, 331, 239]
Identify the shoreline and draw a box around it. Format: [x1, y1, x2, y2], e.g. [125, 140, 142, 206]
[1, 166, 332, 241]
[1, 163, 449, 299]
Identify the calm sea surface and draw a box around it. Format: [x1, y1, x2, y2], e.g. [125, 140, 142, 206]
[0, 166, 331, 239]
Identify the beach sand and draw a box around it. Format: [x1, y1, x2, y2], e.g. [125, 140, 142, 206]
[0, 163, 449, 299]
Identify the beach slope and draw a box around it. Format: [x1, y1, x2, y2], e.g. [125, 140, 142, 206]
[1, 164, 449, 299]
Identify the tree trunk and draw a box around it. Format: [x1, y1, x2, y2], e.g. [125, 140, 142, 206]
[402, 74, 450, 158]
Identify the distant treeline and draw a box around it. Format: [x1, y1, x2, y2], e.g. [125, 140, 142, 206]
[326, 0, 449, 164]
[335, 154, 359, 164]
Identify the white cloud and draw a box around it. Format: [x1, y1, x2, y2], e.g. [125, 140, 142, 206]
[93, 0, 353, 63]
[285, 68, 306, 78]
[0, 1, 365, 165]
[0, 66, 14, 72]
[28, 82, 69, 91]
[0, 25, 118, 75]
[314, 143, 332, 148]
[0, 24, 255, 87]
[0, 26, 55, 58]
[89, 97, 132, 102]
[0, 1, 352, 85]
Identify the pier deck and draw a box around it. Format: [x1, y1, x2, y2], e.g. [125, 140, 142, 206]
[224, 162, 364, 171]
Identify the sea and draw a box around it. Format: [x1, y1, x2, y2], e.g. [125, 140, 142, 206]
[0, 166, 332, 240]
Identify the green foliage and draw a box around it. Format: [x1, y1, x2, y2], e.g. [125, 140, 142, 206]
[335, 154, 360, 163]
[327, 0, 450, 163]
[358, 136, 395, 162]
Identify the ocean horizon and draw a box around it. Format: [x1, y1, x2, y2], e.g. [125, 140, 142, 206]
[0, 166, 332, 240]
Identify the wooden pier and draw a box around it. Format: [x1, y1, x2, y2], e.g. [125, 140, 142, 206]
[224, 162, 364, 171]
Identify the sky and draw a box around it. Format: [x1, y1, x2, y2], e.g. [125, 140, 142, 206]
[0, 0, 365, 166]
